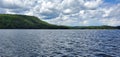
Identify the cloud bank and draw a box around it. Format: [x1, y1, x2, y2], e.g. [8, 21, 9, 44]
[0, 0, 120, 26]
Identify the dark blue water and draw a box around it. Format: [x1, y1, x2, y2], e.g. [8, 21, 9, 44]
[0, 30, 120, 57]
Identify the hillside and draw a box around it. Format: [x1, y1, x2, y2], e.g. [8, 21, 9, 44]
[0, 14, 69, 29]
[0, 14, 119, 29]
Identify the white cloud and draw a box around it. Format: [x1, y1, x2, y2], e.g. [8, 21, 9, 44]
[84, 0, 103, 9]
[100, 19, 120, 26]
[0, 0, 120, 26]
[0, 0, 24, 9]
[63, 9, 72, 15]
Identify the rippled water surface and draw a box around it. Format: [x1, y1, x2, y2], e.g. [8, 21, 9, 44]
[0, 30, 120, 57]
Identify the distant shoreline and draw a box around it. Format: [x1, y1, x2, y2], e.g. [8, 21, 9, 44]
[0, 28, 119, 29]
[0, 14, 120, 29]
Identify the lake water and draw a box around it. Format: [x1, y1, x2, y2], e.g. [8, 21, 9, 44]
[0, 30, 120, 57]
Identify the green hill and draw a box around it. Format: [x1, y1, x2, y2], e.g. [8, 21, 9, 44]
[0, 14, 119, 29]
[0, 14, 69, 29]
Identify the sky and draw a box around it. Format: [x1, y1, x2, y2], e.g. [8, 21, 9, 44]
[0, 0, 120, 26]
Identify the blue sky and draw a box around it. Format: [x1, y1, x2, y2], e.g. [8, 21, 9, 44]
[104, 0, 120, 4]
[0, 0, 120, 26]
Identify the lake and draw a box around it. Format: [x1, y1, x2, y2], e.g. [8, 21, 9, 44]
[0, 30, 120, 57]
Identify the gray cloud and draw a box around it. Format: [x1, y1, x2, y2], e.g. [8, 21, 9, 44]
[0, 0, 120, 26]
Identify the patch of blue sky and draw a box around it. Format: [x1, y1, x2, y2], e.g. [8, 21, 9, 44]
[104, 0, 120, 4]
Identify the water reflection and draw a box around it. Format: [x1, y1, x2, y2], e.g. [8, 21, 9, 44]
[0, 30, 120, 57]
